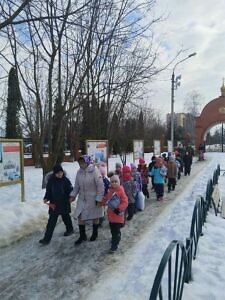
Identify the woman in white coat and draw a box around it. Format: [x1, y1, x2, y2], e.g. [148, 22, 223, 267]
[70, 155, 104, 246]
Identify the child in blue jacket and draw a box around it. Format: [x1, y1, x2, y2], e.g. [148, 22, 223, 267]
[150, 157, 167, 201]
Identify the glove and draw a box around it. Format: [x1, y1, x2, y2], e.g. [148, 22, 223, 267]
[114, 208, 120, 215]
[69, 197, 75, 203]
[49, 203, 56, 210]
[96, 201, 102, 207]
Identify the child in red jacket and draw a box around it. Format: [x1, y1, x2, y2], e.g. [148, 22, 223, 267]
[102, 175, 128, 253]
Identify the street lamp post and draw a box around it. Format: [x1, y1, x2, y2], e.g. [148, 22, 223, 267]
[170, 52, 196, 152]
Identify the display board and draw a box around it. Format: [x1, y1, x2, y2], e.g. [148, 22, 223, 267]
[133, 140, 144, 161]
[86, 140, 108, 166]
[154, 140, 161, 156]
[0, 139, 25, 201]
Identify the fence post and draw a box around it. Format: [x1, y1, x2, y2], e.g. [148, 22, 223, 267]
[185, 238, 192, 283]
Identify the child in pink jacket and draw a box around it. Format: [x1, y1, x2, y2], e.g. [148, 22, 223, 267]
[102, 175, 128, 253]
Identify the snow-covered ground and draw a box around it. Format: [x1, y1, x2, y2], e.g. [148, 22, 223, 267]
[0, 153, 152, 248]
[0, 152, 225, 300]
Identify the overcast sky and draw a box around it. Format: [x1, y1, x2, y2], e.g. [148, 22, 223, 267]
[149, 0, 225, 121]
[1, 1, 224, 128]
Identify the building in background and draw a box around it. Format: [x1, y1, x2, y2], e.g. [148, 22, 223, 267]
[167, 113, 195, 144]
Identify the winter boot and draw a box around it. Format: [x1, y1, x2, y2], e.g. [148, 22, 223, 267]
[63, 229, 74, 236]
[90, 224, 98, 241]
[74, 225, 87, 246]
[39, 238, 50, 245]
[110, 245, 118, 253]
[110, 232, 121, 252]
[126, 203, 134, 221]
[98, 216, 105, 227]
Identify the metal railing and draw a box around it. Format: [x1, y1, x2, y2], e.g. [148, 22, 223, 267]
[205, 179, 213, 212]
[189, 197, 205, 260]
[213, 164, 220, 185]
[149, 165, 220, 299]
[149, 240, 187, 300]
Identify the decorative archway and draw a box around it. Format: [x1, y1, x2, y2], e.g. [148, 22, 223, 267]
[195, 83, 225, 150]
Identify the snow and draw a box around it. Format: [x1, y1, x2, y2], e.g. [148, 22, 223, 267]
[0, 152, 225, 300]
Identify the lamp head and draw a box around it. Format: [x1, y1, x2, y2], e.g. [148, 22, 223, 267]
[188, 52, 197, 58]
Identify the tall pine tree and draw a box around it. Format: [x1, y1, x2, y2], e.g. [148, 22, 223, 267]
[137, 110, 144, 139]
[5, 67, 21, 138]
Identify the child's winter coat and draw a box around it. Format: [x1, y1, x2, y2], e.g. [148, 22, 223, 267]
[150, 167, 166, 184]
[121, 166, 137, 204]
[150, 158, 167, 184]
[99, 165, 110, 195]
[167, 158, 177, 179]
[130, 164, 142, 193]
[137, 163, 149, 185]
[44, 174, 73, 215]
[102, 186, 128, 223]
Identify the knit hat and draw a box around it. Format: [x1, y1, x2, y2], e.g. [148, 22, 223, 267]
[107, 171, 115, 178]
[122, 165, 132, 181]
[174, 150, 179, 157]
[99, 161, 106, 167]
[115, 162, 122, 169]
[122, 165, 131, 173]
[110, 174, 120, 184]
[139, 157, 145, 164]
[162, 153, 167, 158]
[151, 155, 156, 161]
[99, 165, 106, 177]
[130, 163, 137, 170]
[78, 155, 93, 165]
[53, 164, 63, 174]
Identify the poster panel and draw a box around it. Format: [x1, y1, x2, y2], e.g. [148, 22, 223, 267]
[167, 140, 172, 153]
[0, 141, 21, 183]
[0, 139, 25, 201]
[154, 140, 161, 156]
[133, 140, 144, 161]
[86, 140, 108, 166]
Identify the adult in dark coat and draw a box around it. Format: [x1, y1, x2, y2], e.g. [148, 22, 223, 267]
[39, 164, 74, 245]
[175, 153, 183, 179]
[148, 155, 156, 190]
[183, 152, 193, 176]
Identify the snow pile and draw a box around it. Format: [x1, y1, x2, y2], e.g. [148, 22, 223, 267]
[0, 154, 152, 247]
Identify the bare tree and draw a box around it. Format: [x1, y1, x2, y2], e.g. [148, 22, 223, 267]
[0, 0, 32, 30]
[183, 90, 203, 117]
[1, 0, 93, 170]
[0, 0, 167, 182]
[0, 0, 91, 29]
[80, 0, 163, 138]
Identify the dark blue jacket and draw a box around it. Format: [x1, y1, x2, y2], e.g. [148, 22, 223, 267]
[44, 174, 73, 215]
[102, 176, 110, 195]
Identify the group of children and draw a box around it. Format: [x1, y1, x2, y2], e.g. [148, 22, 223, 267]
[40, 151, 192, 253]
[148, 150, 193, 201]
